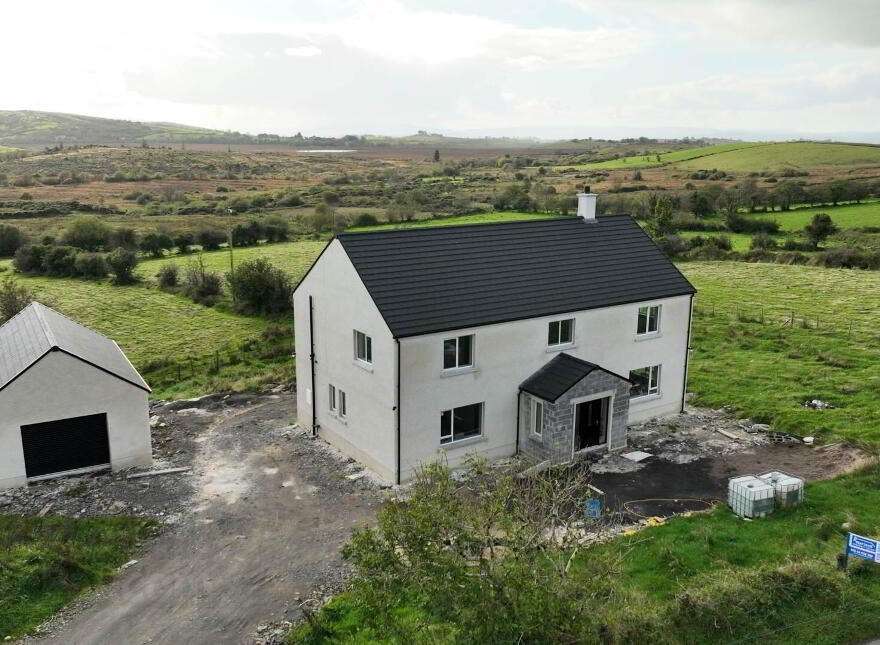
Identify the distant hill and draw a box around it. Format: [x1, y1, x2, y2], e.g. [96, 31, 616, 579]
[0, 111, 224, 147]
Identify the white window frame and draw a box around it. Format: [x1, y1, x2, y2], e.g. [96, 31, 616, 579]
[328, 384, 337, 412]
[630, 364, 661, 399]
[440, 402, 484, 445]
[339, 390, 347, 418]
[354, 330, 372, 364]
[443, 334, 474, 371]
[637, 305, 661, 336]
[547, 318, 575, 347]
[531, 398, 544, 437]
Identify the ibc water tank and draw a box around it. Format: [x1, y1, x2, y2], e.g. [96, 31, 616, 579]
[728, 475, 776, 518]
[758, 471, 805, 508]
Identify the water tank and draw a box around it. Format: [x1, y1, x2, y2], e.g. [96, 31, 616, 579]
[758, 471, 805, 508]
[728, 475, 776, 518]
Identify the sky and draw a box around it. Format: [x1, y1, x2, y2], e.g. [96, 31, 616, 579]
[2, 0, 879, 139]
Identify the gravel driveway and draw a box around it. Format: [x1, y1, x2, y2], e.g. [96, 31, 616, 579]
[22, 393, 380, 645]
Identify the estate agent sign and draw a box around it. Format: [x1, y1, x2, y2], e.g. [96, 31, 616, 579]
[846, 532, 880, 563]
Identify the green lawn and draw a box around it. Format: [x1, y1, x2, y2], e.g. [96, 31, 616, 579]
[0, 515, 156, 640]
[678, 142, 880, 171]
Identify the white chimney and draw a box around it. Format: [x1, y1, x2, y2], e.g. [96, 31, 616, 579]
[577, 188, 597, 222]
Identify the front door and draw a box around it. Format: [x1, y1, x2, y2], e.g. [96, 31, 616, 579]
[574, 398, 608, 451]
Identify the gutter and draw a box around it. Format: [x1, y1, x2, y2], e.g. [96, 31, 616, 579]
[681, 293, 694, 413]
[309, 295, 317, 437]
[395, 338, 401, 486]
[515, 390, 521, 455]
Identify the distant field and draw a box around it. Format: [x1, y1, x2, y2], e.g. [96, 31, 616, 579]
[678, 142, 880, 171]
[348, 211, 560, 231]
[759, 200, 880, 232]
[555, 143, 770, 170]
[678, 231, 755, 251]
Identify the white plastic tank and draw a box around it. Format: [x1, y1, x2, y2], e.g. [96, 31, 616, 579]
[758, 471, 805, 508]
[728, 475, 776, 518]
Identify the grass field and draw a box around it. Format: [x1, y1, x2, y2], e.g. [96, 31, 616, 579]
[555, 143, 770, 170]
[0, 515, 156, 640]
[348, 211, 559, 231]
[678, 142, 880, 171]
[759, 200, 880, 232]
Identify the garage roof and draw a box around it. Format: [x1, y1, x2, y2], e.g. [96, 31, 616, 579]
[520, 353, 630, 403]
[0, 302, 150, 393]
[337, 214, 696, 338]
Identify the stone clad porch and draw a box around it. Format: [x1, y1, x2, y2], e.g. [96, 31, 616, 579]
[518, 353, 631, 465]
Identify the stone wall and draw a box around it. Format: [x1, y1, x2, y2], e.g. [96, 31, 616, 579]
[519, 370, 630, 465]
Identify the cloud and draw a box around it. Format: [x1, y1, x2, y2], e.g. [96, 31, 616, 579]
[284, 45, 322, 57]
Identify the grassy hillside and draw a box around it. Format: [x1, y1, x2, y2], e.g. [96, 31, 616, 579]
[557, 142, 769, 170]
[0, 111, 222, 147]
[678, 142, 880, 171]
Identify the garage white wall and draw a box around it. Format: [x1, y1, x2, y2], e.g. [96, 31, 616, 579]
[293, 240, 397, 481]
[0, 350, 151, 490]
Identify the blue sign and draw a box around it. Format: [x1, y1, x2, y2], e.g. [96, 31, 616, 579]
[585, 498, 603, 520]
[846, 532, 880, 563]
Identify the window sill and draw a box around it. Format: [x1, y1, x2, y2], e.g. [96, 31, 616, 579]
[328, 411, 348, 425]
[630, 393, 662, 404]
[528, 433, 543, 444]
[353, 359, 374, 373]
[440, 366, 478, 378]
[546, 343, 576, 353]
[634, 332, 662, 342]
[439, 435, 486, 450]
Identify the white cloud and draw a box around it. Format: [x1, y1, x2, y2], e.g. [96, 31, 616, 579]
[284, 45, 323, 57]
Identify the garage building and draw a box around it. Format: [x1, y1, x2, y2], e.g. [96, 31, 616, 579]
[0, 302, 152, 490]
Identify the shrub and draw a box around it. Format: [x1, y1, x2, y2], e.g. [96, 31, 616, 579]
[263, 217, 289, 243]
[215, 185, 229, 193]
[61, 216, 111, 251]
[73, 253, 109, 279]
[353, 213, 379, 227]
[109, 227, 138, 250]
[19, 192, 33, 200]
[231, 220, 264, 246]
[811, 247, 880, 270]
[196, 228, 227, 251]
[44, 246, 80, 277]
[107, 248, 139, 285]
[0, 224, 27, 257]
[13, 244, 50, 273]
[725, 214, 780, 234]
[226, 258, 293, 315]
[0, 276, 37, 323]
[122, 191, 142, 201]
[654, 235, 689, 258]
[135, 193, 152, 205]
[139, 232, 173, 258]
[183, 256, 223, 303]
[804, 213, 838, 248]
[173, 232, 195, 255]
[750, 233, 778, 250]
[156, 264, 179, 288]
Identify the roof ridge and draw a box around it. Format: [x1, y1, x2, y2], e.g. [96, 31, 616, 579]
[0, 300, 40, 333]
[35, 301, 115, 344]
[31, 302, 57, 347]
[338, 215, 586, 238]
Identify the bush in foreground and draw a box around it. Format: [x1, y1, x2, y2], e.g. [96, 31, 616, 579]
[0, 276, 36, 324]
[107, 248, 139, 285]
[226, 258, 293, 315]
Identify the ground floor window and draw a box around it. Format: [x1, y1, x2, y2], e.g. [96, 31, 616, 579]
[630, 365, 661, 398]
[329, 384, 337, 411]
[440, 402, 483, 444]
[531, 398, 544, 437]
[339, 390, 347, 418]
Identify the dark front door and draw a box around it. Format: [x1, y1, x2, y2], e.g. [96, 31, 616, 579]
[20, 413, 110, 479]
[575, 398, 608, 451]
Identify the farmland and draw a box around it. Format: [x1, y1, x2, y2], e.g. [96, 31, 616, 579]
[558, 142, 772, 170]
[678, 141, 880, 171]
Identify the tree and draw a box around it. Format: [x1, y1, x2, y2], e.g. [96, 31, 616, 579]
[771, 180, 805, 211]
[196, 228, 227, 251]
[225, 258, 293, 314]
[645, 194, 676, 238]
[62, 216, 111, 251]
[0, 276, 36, 324]
[109, 227, 138, 250]
[174, 232, 195, 255]
[183, 255, 222, 303]
[139, 232, 173, 257]
[0, 224, 26, 257]
[107, 248, 139, 284]
[433, 149, 440, 162]
[804, 213, 837, 248]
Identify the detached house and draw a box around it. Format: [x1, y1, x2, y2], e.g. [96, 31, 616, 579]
[293, 192, 696, 484]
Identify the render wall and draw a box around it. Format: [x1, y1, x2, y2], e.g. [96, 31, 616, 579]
[293, 240, 397, 481]
[398, 294, 692, 481]
[0, 351, 151, 490]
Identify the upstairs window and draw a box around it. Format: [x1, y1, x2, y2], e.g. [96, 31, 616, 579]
[630, 365, 661, 398]
[440, 402, 483, 445]
[548, 318, 574, 346]
[443, 335, 474, 370]
[637, 305, 660, 335]
[354, 330, 372, 364]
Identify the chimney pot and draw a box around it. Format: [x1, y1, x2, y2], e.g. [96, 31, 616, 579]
[577, 191, 597, 222]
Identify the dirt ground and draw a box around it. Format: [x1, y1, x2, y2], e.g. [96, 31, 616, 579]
[16, 393, 381, 645]
[590, 405, 869, 518]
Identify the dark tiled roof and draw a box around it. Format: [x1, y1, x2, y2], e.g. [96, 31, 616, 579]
[336, 215, 695, 338]
[0, 302, 150, 393]
[519, 353, 629, 403]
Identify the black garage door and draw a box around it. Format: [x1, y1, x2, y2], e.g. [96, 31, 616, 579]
[20, 413, 111, 479]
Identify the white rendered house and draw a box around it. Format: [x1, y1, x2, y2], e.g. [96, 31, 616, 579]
[293, 193, 696, 484]
[0, 302, 152, 490]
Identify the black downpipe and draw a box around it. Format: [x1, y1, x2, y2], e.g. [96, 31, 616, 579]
[395, 338, 401, 486]
[515, 390, 522, 454]
[681, 294, 694, 413]
[309, 295, 317, 437]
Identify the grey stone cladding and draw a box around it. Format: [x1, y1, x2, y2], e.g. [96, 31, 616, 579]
[519, 369, 630, 465]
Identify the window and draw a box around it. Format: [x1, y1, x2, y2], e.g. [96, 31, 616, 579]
[548, 318, 574, 346]
[630, 365, 661, 398]
[328, 384, 337, 412]
[443, 335, 474, 370]
[637, 305, 660, 335]
[531, 398, 544, 437]
[354, 330, 372, 364]
[339, 390, 347, 418]
[440, 402, 483, 445]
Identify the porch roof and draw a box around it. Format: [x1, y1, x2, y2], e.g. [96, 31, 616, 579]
[519, 353, 631, 403]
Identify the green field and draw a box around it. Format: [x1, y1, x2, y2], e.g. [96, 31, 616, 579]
[348, 211, 559, 231]
[678, 142, 880, 171]
[555, 142, 770, 170]
[760, 200, 880, 232]
[1, 515, 156, 640]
